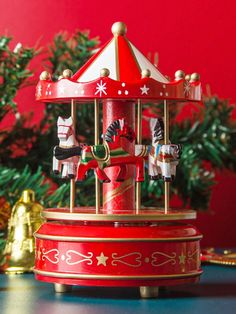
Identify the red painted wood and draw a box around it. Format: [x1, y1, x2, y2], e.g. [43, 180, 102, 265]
[117, 36, 141, 82]
[102, 100, 135, 213]
[34, 220, 202, 287]
[37, 221, 202, 238]
[35, 274, 200, 287]
[35, 77, 201, 102]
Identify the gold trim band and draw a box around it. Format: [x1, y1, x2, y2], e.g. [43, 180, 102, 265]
[34, 233, 203, 243]
[34, 269, 202, 280]
[42, 209, 196, 222]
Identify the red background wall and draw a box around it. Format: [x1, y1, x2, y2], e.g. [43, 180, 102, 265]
[0, 0, 235, 247]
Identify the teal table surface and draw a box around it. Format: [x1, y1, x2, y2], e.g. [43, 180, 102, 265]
[0, 265, 236, 314]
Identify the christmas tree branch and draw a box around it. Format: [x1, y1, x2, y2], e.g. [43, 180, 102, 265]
[0, 36, 37, 120]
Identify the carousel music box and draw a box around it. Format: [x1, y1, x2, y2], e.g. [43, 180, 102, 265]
[34, 22, 202, 298]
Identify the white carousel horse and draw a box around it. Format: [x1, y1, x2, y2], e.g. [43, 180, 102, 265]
[148, 118, 182, 182]
[53, 116, 80, 179]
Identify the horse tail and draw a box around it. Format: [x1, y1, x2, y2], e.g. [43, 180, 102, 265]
[104, 119, 120, 142]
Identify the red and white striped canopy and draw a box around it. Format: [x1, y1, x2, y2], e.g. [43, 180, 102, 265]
[72, 23, 168, 83]
[36, 22, 201, 103]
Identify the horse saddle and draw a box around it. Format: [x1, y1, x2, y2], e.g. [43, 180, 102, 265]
[91, 145, 107, 160]
[54, 145, 82, 160]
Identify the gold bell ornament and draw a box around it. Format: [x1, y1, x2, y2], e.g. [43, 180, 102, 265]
[0, 189, 44, 274]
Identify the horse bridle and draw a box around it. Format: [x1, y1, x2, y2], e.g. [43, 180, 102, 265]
[58, 124, 75, 138]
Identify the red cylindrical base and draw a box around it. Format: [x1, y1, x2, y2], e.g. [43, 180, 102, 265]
[102, 100, 135, 214]
[34, 219, 202, 288]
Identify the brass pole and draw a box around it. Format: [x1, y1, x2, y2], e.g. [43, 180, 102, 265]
[94, 99, 100, 214]
[164, 99, 169, 214]
[136, 99, 142, 214]
[70, 99, 76, 212]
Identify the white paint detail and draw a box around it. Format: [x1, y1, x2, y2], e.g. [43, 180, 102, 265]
[59, 86, 65, 94]
[77, 39, 117, 82]
[53, 116, 79, 179]
[140, 84, 150, 95]
[95, 80, 107, 97]
[184, 81, 191, 96]
[129, 42, 169, 83]
[37, 85, 42, 97]
[42, 248, 59, 264]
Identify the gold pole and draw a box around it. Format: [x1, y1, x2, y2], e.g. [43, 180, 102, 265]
[94, 99, 100, 214]
[70, 99, 76, 212]
[164, 99, 169, 214]
[136, 99, 142, 214]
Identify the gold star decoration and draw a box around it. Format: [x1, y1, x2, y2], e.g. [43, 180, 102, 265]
[96, 252, 109, 266]
[178, 252, 186, 265]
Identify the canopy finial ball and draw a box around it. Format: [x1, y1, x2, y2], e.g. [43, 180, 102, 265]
[40, 71, 51, 80]
[190, 73, 200, 82]
[142, 69, 151, 78]
[111, 22, 127, 36]
[185, 74, 191, 81]
[63, 69, 73, 78]
[100, 68, 110, 77]
[175, 70, 185, 80]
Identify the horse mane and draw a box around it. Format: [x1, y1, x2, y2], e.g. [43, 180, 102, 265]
[104, 119, 135, 143]
[151, 118, 164, 144]
[104, 119, 121, 142]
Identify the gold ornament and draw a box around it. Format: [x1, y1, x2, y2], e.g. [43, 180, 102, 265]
[111, 22, 127, 36]
[202, 248, 236, 266]
[190, 72, 200, 82]
[0, 190, 44, 274]
[39, 70, 51, 80]
[100, 68, 110, 77]
[175, 70, 185, 80]
[62, 69, 73, 78]
[185, 74, 191, 81]
[0, 198, 11, 230]
[141, 69, 151, 78]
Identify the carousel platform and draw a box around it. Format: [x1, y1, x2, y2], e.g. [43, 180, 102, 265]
[34, 207, 202, 295]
